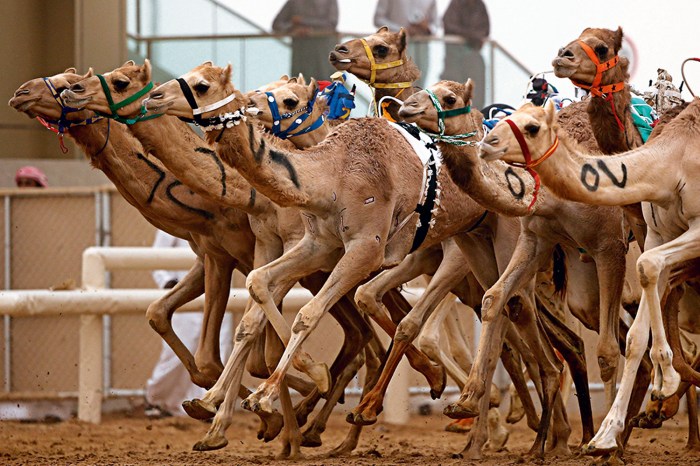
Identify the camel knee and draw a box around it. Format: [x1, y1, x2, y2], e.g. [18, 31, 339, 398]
[395, 318, 421, 343]
[245, 269, 268, 304]
[354, 283, 381, 316]
[482, 289, 506, 323]
[145, 301, 169, 335]
[637, 254, 664, 289]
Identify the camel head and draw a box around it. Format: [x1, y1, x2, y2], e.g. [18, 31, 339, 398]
[144, 62, 246, 126]
[552, 27, 626, 85]
[62, 60, 153, 119]
[330, 27, 413, 84]
[244, 74, 292, 116]
[399, 80, 478, 137]
[9, 68, 95, 122]
[479, 101, 559, 166]
[246, 77, 323, 137]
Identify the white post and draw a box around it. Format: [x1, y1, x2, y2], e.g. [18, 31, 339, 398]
[79, 248, 106, 423]
[383, 356, 410, 425]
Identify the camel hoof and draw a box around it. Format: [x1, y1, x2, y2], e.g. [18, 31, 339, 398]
[240, 398, 252, 412]
[308, 362, 332, 396]
[301, 430, 323, 448]
[262, 412, 284, 442]
[182, 399, 216, 420]
[192, 435, 228, 451]
[430, 365, 447, 399]
[346, 411, 377, 426]
[443, 401, 478, 420]
[581, 442, 618, 457]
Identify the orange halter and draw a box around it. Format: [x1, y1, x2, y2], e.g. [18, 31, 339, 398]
[570, 40, 625, 97]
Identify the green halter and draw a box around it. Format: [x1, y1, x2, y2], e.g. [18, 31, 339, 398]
[96, 74, 160, 124]
[418, 89, 477, 146]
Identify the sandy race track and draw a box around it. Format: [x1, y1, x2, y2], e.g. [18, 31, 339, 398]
[1, 408, 698, 466]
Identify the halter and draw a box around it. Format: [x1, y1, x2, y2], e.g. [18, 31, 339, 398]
[264, 88, 325, 139]
[569, 39, 626, 132]
[360, 39, 412, 89]
[503, 118, 559, 212]
[38, 77, 103, 153]
[95, 74, 159, 124]
[174, 77, 245, 131]
[417, 89, 478, 146]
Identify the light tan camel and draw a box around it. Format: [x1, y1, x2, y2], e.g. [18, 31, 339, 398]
[142, 62, 571, 459]
[61, 62, 411, 457]
[479, 99, 700, 455]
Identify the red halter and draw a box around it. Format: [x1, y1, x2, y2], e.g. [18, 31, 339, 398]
[570, 39, 626, 132]
[504, 118, 559, 212]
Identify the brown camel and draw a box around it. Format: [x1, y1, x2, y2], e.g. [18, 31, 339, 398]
[60, 62, 409, 457]
[478, 99, 700, 455]
[142, 61, 571, 459]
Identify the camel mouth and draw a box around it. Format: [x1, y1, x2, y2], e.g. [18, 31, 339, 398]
[397, 109, 423, 121]
[551, 58, 578, 79]
[61, 90, 92, 108]
[142, 97, 172, 113]
[478, 141, 507, 161]
[9, 96, 40, 113]
[329, 53, 353, 70]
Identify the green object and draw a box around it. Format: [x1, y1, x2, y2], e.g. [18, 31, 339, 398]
[630, 96, 658, 143]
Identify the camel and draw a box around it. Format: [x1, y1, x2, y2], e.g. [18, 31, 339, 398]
[62, 61, 464, 457]
[392, 80, 643, 455]
[143, 60, 601, 459]
[478, 99, 700, 455]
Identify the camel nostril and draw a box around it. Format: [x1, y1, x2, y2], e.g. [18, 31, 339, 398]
[70, 83, 85, 93]
[560, 48, 575, 59]
[335, 45, 349, 54]
[149, 91, 163, 100]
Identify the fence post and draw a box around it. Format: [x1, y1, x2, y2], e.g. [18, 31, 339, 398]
[79, 247, 105, 423]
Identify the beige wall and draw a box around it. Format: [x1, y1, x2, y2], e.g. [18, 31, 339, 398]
[1, 0, 126, 161]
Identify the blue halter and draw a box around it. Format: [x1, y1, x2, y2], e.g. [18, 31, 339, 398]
[41, 77, 102, 134]
[265, 88, 324, 139]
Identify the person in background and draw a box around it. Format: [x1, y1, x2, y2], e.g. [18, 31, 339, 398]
[374, 0, 437, 88]
[15, 166, 48, 188]
[441, 0, 490, 109]
[272, 0, 339, 81]
[144, 229, 232, 418]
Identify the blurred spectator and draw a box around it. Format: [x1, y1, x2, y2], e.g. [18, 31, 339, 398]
[15, 166, 48, 188]
[272, 0, 339, 81]
[374, 0, 438, 88]
[441, 0, 490, 109]
[144, 229, 232, 418]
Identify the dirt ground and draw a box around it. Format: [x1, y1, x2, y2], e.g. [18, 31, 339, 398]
[1, 408, 698, 466]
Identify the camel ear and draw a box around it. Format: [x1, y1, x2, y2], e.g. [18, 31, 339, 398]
[464, 79, 474, 104]
[613, 27, 624, 54]
[377, 26, 389, 33]
[84, 67, 94, 79]
[64, 67, 77, 74]
[221, 63, 233, 83]
[122, 60, 135, 67]
[279, 74, 290, 81]
[544, 100, 556, 128]
[308, 77, 317, 95]
[397, 28, 407, 54]
[297, 73, 306, 85]
[288, 77, 298, 84]
[201, 60, 214, 67]
[142, 59, 152, 82]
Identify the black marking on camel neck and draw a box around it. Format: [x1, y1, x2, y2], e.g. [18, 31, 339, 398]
[166, 181, 215, 220]
[269, 149, 301, 189]
[137, 152, 165, 204]
[196, 147, 227, 198]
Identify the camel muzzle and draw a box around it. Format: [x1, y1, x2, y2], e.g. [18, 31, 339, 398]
[478, 139, 507, 161]
[61, 89, 91, 108]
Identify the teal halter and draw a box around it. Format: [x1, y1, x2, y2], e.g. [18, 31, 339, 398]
[95, 74, 159, 124]
[418, 89, 477, 146]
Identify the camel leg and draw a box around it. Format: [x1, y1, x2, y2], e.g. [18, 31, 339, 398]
[355, 245, 447, 397]
[145, 257, 212, 387]
[275, 378, 303, 460]
[244, 235, 386, 416]
[193, 254, 236, 386]
[441, 302, 474, 377]
[350, 241, 468, 425]
[686, 385, 700, 452]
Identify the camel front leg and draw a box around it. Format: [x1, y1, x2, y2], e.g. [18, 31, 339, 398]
[244, 235, 386, 416]
[637, 228, 700, 400]
[194, 254, 236, 386]
[145, 257, 211, 387]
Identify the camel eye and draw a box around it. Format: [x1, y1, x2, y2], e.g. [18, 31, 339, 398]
[113, 79, 129, 91]
[444, 96, 457, 106]
[194, 82, 210, 94]
[594, 45, 609, 60]
[525, 124, 540, 136]
[282, 98, 298, 109]
[374, 45, 389, 58]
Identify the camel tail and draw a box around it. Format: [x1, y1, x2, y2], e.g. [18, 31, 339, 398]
[552, 244, 567, 298]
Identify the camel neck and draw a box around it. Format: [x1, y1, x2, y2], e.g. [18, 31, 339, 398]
[532, 133, 673, 207]
[587, 85, 640, 154]
[127, 115, 261, 214]
[214, 121, 312, 209]
[440, 142, 539, 216]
